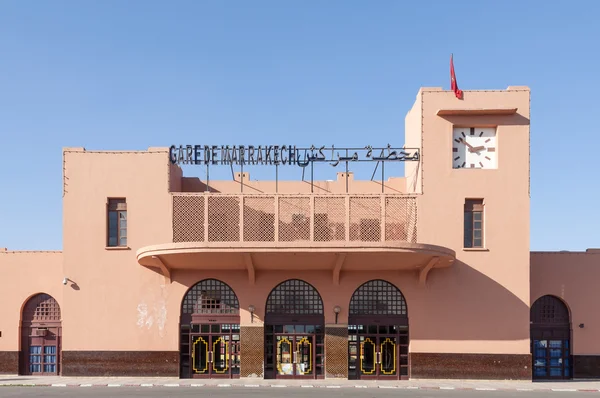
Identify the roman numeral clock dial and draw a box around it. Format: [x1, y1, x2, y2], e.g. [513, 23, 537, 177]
[452, 127, 497, 169]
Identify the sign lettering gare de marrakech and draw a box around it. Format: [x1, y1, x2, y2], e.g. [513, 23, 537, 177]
[169, 144, 420, 167]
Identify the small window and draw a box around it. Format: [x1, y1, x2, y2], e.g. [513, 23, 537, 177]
[464, 199, 484, 248]
[107, 198, 127, 247]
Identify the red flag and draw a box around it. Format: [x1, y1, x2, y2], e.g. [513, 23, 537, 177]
[450, 54, 463, 99]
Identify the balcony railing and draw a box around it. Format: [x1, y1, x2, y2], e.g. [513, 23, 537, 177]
[172, 194, 417, 244]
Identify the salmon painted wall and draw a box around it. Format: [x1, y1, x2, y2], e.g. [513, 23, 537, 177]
[406, 87, 531, 355]
[531, 250, 600, 355]
[61, 148, 175, 351]
[0, 250, 63, 351]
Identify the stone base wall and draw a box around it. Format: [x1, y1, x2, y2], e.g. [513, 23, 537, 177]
[410, 353, 531, 380]
[0, 352, 18, 374]
[61, 351, 178, 376]
[240, 326, 264, 378]
[574, 355, 600, 378]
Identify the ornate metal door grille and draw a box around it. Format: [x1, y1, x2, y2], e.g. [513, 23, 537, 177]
[264, 280, 325, 380]
[530, 295, 572, 380]
[180, 279, 240, 379]
[265, 279, 324, 316]
[21, 294, 62, 376]
[348, 280, 409, 380]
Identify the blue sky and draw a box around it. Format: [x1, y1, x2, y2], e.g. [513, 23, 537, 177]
[1, 1, 598, 251]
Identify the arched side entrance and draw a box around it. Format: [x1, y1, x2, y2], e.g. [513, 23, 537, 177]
[264, 279, 324, 379]
[179, 279, 241, 379]
[531, 295, 572, 380]
[20, 293, 62, 375]
[348, 280, 409, 380]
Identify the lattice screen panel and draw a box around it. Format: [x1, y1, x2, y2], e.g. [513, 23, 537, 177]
[173, 195, 205, 242]
[208, 196, 240, 242]
[349, 196, 381, 242]
[314, 197, 346, 242]
[240, 326, 264, 378]
[278, 197, 310, 242]
[325, 327, 348, 378]
[385, 196, 417, 243]
[243, 196, 275, 241]
[23, 294, 61, 322]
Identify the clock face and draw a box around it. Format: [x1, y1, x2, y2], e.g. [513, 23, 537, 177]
[452, 127, 497, 169]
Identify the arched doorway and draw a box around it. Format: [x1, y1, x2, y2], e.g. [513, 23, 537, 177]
[179, 279, 241, 379]
[347, 280, 409, 380]
[264, 279, 324, 379]
[530, 295, 572, 380]
[20, 293, 62, 375]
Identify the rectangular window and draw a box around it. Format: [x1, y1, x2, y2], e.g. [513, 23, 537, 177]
[464, 199, 484, 248]
[107, 198, 127, 247]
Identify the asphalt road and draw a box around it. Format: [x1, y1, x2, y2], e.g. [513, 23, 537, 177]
[0, 387, 582, 398]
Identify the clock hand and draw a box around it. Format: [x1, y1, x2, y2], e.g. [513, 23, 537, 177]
[469, 146, 486, 153]
[459, 138, 474, 149]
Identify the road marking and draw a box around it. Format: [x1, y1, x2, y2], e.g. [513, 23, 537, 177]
[552, 389, 577, 392]
[79, 384, 92, 387]
[440, 387, 455, 390]
[475, 388, 497, 391]
[107, 384, 121, 387]
[140, 384, 153, 387]
[51, 384, 67, 387]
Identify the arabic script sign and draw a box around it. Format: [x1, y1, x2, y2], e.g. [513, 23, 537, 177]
[169, 145, 420, 167]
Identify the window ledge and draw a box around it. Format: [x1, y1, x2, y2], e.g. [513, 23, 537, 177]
[105, 246, 131, 251]
[463, 248, 489, 252]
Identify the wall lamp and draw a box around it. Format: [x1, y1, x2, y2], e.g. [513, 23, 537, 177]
[249, 305, 256, 323]
[62, 277, 70, 286]
[333, 305, 341, 324]
[579, 323, 585, 329]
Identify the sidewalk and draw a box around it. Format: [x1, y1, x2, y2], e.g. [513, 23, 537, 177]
[1, 376, 600, 392]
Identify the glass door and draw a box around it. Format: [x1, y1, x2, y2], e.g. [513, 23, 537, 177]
[533, 339, 571, 379]
[348, 324, 408, 380]
[275, 334, 315, 378]
[27, 328, 59, 375]
[189, 323, 240, 378]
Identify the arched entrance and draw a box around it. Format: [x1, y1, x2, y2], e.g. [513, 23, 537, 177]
[264, 279, 324, 379]
[347, 280, 409, 380]
[179, 279, 241, 379]
[20, 293, 62, 375]
[531, 295, 572, 380]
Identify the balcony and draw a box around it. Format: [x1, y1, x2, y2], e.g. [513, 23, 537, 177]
[171, 193, 418, 245]
[137, 193, 455, 285]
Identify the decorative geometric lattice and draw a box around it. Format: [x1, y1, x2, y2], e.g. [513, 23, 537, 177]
[531, 295, 570, 325]
[325, 327, 348, 378]
[208, 196, 240, 242]
[243, 196, 275, 241]
[314, 197, 346, 241]
[172, 193, 418, 244]
[173, 195, 205, 242]
[240, 326, 264, 378]
[181, 279, 239, 315]
[266, 279, 323, 315]
[23, 294, 61, 322]
[349, 280, 407, 316]
[385, 196, 417, 243]
[278, 197, 310, 242]
[349, 197, 381, 242]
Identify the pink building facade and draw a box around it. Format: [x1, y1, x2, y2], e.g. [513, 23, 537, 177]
[0, 86, 598, 380]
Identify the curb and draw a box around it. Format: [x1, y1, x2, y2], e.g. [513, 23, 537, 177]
[0, 383, 596, 392]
